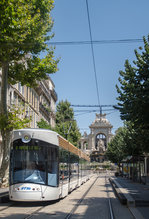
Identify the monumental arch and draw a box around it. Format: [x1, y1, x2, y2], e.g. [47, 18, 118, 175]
[80, 113, 113, 162]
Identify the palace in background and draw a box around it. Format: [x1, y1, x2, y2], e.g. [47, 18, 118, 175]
[80, 113, 114, 162]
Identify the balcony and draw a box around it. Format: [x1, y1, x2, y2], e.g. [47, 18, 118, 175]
[39, 102, 51, 118]
[50, 89, 58, 102]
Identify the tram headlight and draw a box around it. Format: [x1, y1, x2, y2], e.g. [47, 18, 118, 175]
[22, 134, 31, 143]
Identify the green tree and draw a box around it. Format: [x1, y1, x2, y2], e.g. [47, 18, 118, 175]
[115, 36, 149, 152]
[55, 100, 81, 146]
[106, 123, 144, 171]
[37, 118, 52, 130]
[0, 104, 32, 131]
[106, 127, 126, 170]
[122, 122, 144, 156]
[0, 104, 32, 185]
[0, 0, 58, 184]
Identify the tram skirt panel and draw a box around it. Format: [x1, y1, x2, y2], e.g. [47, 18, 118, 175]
[9, 184, 60, 201]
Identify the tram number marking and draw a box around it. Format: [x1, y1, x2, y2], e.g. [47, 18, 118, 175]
[21, 187, 31, 191]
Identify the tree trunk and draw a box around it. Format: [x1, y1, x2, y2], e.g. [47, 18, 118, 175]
[0, 61, 11, 187]
[0, 130, 12, 187]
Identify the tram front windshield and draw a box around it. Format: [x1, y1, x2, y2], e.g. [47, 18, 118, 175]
[10, 140, 58, 187]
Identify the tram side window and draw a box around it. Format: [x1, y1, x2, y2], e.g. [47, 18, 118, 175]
[47, 147, 58, 187]
[80, 159, 89, 177]
[59, 149, 69, 182]
[69, 153, 79, 180]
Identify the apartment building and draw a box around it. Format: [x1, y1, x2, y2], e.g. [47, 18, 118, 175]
[0, 70, 58, 173]
[0, 69, 57, 130]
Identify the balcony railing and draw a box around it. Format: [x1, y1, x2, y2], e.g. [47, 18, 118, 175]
[50, 89, 58, 101]
[39, 102, 51, 118]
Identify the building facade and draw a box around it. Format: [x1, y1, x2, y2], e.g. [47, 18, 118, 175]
[0, 69, 57, 152]
[80, 113, 114, 162]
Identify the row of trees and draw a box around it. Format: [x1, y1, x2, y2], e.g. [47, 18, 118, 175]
[106, 36, 149, 166]
[0, 0, 58, 184]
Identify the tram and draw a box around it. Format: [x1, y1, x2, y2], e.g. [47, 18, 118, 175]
[9, 129, 91, 202]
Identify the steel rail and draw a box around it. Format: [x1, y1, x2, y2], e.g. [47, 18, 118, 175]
[24, 205, 46, 219]
[65, 176, 99, 219]
[105, 173, 115, 219]
[22, 177, 99, 219]
[0, 204, 13, 212]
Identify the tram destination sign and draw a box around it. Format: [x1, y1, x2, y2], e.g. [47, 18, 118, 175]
[14, 145, 40, 150]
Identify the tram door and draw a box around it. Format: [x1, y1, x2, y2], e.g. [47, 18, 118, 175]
[59, 148, 69, 197]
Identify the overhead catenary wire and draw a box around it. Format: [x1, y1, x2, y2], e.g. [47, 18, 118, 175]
[1, 38, 143, 47]
[74, 109, 116, 112]
[85, 0, 101, 112]
[74, 110, 117, 117]
[71, 104, 117, 107]
[47, 38, 143, 46]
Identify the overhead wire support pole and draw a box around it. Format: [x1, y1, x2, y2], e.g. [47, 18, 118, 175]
[85, 0, 101, 113]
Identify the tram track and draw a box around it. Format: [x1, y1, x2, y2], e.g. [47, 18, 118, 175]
[0, 176, 98, 219]
[19, 176, 99, 219]
[105, 173, 115, 219]
[23, 176, 99, 219]
[0, 200, 53, 218]
[0, 200, 17, 213]
[65, 173, 116, 219]
[0, 173, 127, 219]
[21, 174, 114, 219]
[22, 201, 58, 219]
[0, 203, 13, 212]
[0, 179, 93, 219]
[24, 205, 46, 219]
[65, 176, 99, 219]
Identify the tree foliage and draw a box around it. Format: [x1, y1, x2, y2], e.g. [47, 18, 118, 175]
[0, 0, 58, 184]
[106, 127, 126, 166]
[37, 100, 81, 147]
[106, 122, 144, 167]
[116, 36, 149, 129]
[115, 36, 149, 153]
[55, 100, 81, 146]
[0, 104, 32, 131]
[37, 118, 52, 130]
[0, 0, 58, 86]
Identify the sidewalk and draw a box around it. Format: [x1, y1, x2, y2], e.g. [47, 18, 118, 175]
[110, 176, 149, 207]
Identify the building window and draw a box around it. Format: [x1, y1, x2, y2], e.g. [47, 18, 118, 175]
[18, 82, 22, 93]
[10, 91, 12, 105]
[22, 86, 24, 96]
[26, 87, 28, 101]
[14, 93, 17, 105]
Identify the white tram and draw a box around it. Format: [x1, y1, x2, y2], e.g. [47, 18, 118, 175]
[9, 129, 90, 202]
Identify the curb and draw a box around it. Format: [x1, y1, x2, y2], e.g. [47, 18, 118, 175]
[110, 177, 149, 207]
[109, 177, 127, 205]
[0, 191, 9, 203]
[111, 178, 135, 207]
[109, 178, 146, 219]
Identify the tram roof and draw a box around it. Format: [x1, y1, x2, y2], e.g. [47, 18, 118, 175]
[13, 128, 59, 146]
[13, 129, 90, 161]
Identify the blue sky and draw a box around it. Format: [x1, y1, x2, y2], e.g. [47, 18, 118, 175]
[49, 0, 149, 134]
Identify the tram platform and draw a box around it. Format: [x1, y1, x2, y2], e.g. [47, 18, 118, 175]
[110, 176, 149, 207]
